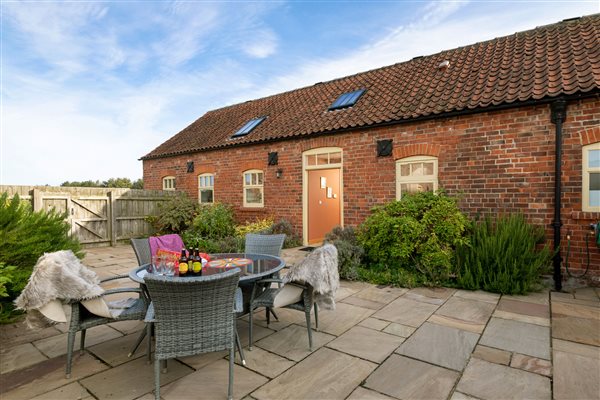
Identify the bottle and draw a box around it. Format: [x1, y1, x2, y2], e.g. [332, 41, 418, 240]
[178, 248, 189, 276]
[192, 248, 202, 276]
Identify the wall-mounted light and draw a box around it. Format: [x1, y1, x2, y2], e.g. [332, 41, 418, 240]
[187, 161, 194, 173]
[276, 169, 283, 179]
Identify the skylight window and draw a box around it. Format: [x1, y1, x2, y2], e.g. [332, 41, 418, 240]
[232, 117, 266, 138]
[328, 89, 365, 111]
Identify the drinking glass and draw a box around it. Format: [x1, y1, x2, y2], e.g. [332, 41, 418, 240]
[164, 261, 175, 276]
[152, 255, 166, 275]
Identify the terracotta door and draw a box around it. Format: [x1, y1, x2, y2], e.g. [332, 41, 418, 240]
[307, 169, 341, 244]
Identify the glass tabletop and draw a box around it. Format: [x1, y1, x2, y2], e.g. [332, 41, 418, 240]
[129, 252, 285, 285]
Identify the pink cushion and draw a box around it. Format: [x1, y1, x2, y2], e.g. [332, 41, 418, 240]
[149, 234, 185, 257]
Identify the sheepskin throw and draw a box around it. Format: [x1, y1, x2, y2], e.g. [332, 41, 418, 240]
[15, 250, 104, 328]
[284, 244, 339, 310]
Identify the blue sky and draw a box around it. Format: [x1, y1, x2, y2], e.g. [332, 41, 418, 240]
[1, 0, 598, 186]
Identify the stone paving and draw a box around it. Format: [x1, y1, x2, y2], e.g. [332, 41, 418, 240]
[1, 245, 599, 400]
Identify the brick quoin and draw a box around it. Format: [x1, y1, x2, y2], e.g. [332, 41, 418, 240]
[144, 98, 600, 282]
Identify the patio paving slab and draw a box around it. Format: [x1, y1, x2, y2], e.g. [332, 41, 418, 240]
[327, 326, 405, 363]
[358, 317, 390, 331]
[33, 324, 123, 358]
[553, 345, 600, 400]
[80, 356, 193, 400]
[450, 392, 479, 400]
[1, 342, 47, 374]
[430, 296, 495, 334]
[255, 324, 335, 361]
[504, 290, 550, 305]
[233, 347, 295, 379]
[552, 338, 600, 359]
[510, 353, 552, 377]
[0, 321, 64, 347]
[29, 382, 93, 400]
[497, 298, 549, 318]
[456, 358, 551, 399]
[404, 287, 455, 305]
[572, 287, 600, 301]
[453, 289, 500, 304]
[108, 320, 145, 335]
[397, 322, 479, 371]
[552, 314, 600, 346]
[479, 317, 550, 360]
[0, 353, 108, 400]
[492, 309, 550, 327]
[252, 347, 376, 400]
[349, 285, 407, 304]
[161, 359, 268, 400]
[177, 350, 227, 370]
[311, 302, 375, 336]
[382, 322, 416, 338]
[347, 386, 396, 400]
[341, 295, 387, 310]
[373, 297, 439, 327]
[365, 354, 459, 400]
[87, 332, 148, 367]
[552, 301, 600, 320]
[471, 345, 511, 365]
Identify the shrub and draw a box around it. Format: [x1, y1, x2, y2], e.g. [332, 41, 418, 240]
[0, 193, 82, 323]
[235, 217, 274, 237]
[147, 195, 199, 234]
[180, 232, 243, 254]
[456, 214, 552, 294]
[325, 226, 364, 280]
[0, 193, 82, 269]
[191, 203, 236, 240]
[358, 191, 470, 284]
[268, 219, 302, 248]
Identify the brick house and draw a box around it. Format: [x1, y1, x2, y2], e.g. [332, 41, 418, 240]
[142, 15, 600, 286]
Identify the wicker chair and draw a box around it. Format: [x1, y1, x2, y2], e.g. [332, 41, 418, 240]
[248, 245, 336, 351]
[244, 233, 286, 256]
[144, 269, 241, 400]
[244, 233, 286, 331]
[130, 238, 152, 266]
[66, 275, 149, 378]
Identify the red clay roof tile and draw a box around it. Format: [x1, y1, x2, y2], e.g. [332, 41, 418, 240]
[144, 14, 600, 160]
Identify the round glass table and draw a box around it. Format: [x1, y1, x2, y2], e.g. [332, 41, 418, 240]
[129, 252, 285, 286]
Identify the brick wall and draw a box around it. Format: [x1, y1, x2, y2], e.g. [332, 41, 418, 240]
[144, 98, 600, 281]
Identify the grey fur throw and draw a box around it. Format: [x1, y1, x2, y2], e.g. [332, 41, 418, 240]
[284, 244, 339, 310]
[15, 250, 104, 328]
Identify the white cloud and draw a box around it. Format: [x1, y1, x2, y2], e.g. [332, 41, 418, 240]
[2, 0, 597, 186]
[242, 29, 278, 58]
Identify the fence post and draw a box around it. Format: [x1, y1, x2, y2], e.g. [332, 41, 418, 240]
[108, 191, 117, 247]
[32, 188, 43, 211]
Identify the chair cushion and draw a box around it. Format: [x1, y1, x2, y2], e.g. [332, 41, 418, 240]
[273, 284, 304, 308]
[38, 299, 67, 323]
[82, 297, 140, 319]
[81, 297, 112, 318]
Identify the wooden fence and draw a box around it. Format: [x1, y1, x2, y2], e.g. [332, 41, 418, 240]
[1, 185, 181, 247]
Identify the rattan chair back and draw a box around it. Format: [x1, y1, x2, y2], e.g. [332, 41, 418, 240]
[144, 269, 241, 360]
[245, 233, 286, 256]
[130, 238, 151, 266]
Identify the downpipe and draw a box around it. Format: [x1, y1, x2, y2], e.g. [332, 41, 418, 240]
[551, 99, 567, 291]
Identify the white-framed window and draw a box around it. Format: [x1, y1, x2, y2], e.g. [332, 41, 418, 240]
[162, 176, 176, 191]
[243, 169, 264, 207]
[583, 142, 600, 212]
[396, 155, 438, 199]
[198, 173, 214, 204]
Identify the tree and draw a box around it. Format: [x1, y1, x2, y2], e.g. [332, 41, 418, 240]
[60, 178, 143, 189]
